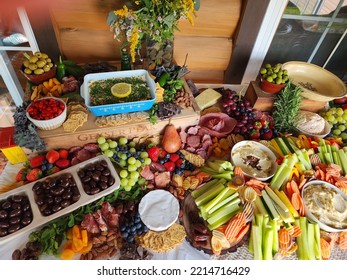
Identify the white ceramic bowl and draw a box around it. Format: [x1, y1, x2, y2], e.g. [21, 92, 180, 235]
[231, 140, 278, 181]
[282, 61, 346, 102]
[295, 111, 331, 138]
[301, 180, 347, 232]
[26, 97, 67, 130]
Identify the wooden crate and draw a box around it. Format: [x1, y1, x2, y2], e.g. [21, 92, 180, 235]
[38, 79, 200, 150]
[244, 81, 327, 113]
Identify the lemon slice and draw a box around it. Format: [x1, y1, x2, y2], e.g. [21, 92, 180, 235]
[111, 82, 132, 98]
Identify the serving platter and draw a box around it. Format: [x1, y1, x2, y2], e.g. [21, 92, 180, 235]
[181, 193, 249, 255]
[0, 155, 120, 245]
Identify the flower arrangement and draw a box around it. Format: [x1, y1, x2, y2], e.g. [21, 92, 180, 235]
[107, 0, 200, 62]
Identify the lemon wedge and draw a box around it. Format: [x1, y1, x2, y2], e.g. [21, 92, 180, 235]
[111, 82, 132, 98]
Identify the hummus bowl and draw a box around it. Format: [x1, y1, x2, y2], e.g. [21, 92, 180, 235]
[301, 180, 347, 232]
[231, 140, 278, 181]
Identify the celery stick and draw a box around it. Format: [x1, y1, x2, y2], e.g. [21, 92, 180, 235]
[338, 149, 347, 175]
[273, 202, 292, 224]
[191, 178, 220, 198]
[207, 209, 239, 230]
[261, 190, 280, 220]
[301, 149, 312, 169]
[248, 223, 254, 254]
[206, 200, 240, 225]
[255, 214, 264, 250]
[299, 217, 309, 260]
[296, 161, 306, 172]
[251, 225, 263, 260]
[270, 164, 292, 190]
[313, 223, 322, 260]
[269, 220, 279, 253]
[294, 219, 303, 259]
[254, 196, 269, 217]
[203, 187, 233, 213]
[263, 228, 274, 260]
[195, 183, 225, 207]
[324, 152, 333, 164]
[307, 223, 315, 260]
[207, 192, 239, 214]
[265, 186, 289, 213]
[317, 152, 325, 164]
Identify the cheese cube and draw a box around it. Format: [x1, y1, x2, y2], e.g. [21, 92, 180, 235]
[195, 88, 222, 110]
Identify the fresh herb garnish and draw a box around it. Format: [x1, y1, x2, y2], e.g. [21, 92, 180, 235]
[273, 81, 303, 133]
[89, 76, 151, 106]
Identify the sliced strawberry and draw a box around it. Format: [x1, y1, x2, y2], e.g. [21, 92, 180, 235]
[147, 146, 160, 162]
[16, 168, 27, 182]
[55, 159, 70, 169]
[46, 150, 60, 164]
[164, 161, 175, 172]
[169, 153, 180, 163]
[26, 168, 42, 182]
[58, 149, 69, 160]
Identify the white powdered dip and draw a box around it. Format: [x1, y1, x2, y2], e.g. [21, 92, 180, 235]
[296, 111, 326, 135]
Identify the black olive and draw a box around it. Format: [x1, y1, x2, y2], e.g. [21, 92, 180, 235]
[89, 187, 100, 195]
[9, 216, 21, 225]
[9, 209, 21, 218]
[52, 204, 62, 213]
[99, 182, 108, 190]
[0, 210, 8, 219]
[102, 168, 111, 177]
[8, 224, 21, 234]
[11, 195, 23, 203]
[21, 203, 30, 212]
[21, 216, 32, 226]
[0, 228, 8, 237]
[61, 200, 71, 208]
[0, 221, 10, 229]
[107, 177, 115, 186]
[1, 201, 11, 210]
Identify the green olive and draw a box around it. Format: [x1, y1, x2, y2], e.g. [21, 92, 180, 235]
[24, 68, 32, 74]
[28, 63, 38, 70]
[34, 51, 42, 58]
[36, 60, 46, 68]
[23, 60, 30, 68]
[34, 68, 44, 75]
[29, 56, 38, 63]
[45, 58, 52, 63]
[43, 65, 51, 72]
[48, 62, 53, 68]
[41, 53, 48, 59]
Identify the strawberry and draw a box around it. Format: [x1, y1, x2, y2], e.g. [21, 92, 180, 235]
[147, 146, 160, 162]
[46, 150, 60, 164]
[159, 149, 167, 158]
[175, 158, 183, 168]
[16, 168, 27, 182]
[253, 121, 262, 130]
[29, 155, 45, 168]
[261, 130, 273, 140]
[26, 168, 42, 182]
[169, 153, 180, 163]
[47, 166, 61, 175]
[249, 129, 260, 140]
[164, 161, 175, 172]
[55, 159, 70, 169]
[58, 149, 69, 160]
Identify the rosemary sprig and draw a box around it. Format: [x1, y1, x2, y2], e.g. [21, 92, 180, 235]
[273, 81, 303, 133]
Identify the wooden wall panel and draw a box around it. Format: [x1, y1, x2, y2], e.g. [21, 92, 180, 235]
[47, 0, 242, 83]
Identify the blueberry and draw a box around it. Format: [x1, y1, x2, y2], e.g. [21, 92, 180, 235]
[135, 212, 140, 218]
[42, 159, 48, 165]
[159, 159, 165, 165]
[176, 169, 183, 175]
[136, 223, 142, 229]
[165, 153, 170, 159]
[180, 163, 185, 169]
[127, 235, 134, 243]
[135, 151, 140, 157]
[126, 227, 131, 233]
[47, 163, 53, 169]
[122, 232, 129, 238]
[179, 153, 185, 159]
[143, 225, 149, 233]
[120, 225, 127, 232]
[134, 217, 141, 224]
[136, 229, 143, 236]
[139, 158, 144, 163]
[41, 165, 47, 171]
[131, 226, 137, 233]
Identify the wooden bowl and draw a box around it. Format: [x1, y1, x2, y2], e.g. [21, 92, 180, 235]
[259, 77, 286, 94]
[282, 61, 347, 102]
[21, 65, 56, 85]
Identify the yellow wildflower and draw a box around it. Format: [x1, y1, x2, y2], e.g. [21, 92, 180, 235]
[114, 5, 129, 17]
[129, 28, 139, 62]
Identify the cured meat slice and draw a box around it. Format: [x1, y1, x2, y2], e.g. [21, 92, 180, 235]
[187, 126, 200, 135]
[199, 113, 237, 137]
[154, 172, 171, 188]
[93, 209, 108, 232]
[71, 157, 81, 166]
[100, 202, 119, 227]
[140, 165, 155, 180]
[68, 146, 82, 156]
[76, 149, 92, 162]
[81, 213, 100, 234]
[187, 135, 201, 148]
[150, 162, 166, 172]
[179, 129, 188, 144]
[83, 143, 100, 153]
